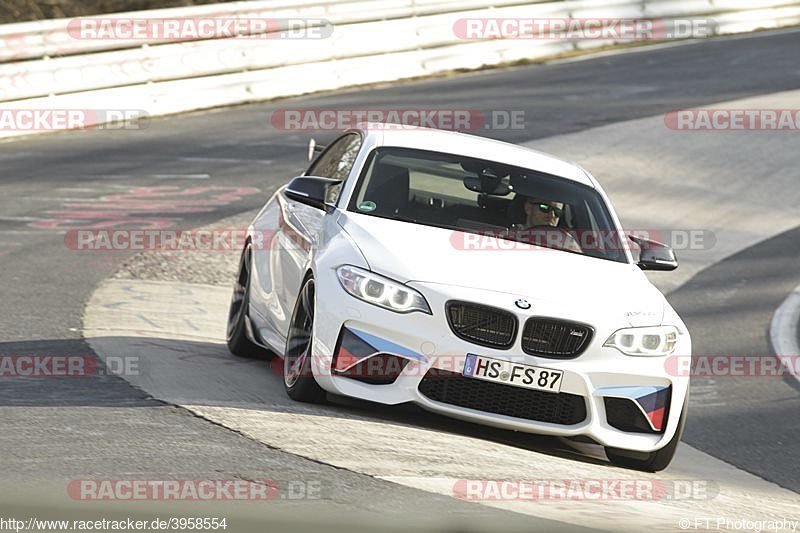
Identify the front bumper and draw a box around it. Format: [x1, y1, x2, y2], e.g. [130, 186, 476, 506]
[313, 274, 690, 453]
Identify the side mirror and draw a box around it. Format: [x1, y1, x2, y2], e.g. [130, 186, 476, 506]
[284, 176, 342, 212]
[629, 235, 678, 271]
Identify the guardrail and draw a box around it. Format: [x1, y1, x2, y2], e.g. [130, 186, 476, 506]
[1, 0, 798, 138]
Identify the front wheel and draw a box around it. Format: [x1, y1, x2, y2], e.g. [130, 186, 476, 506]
[605, 397, 688, 472]
[283, 277, 326, 403]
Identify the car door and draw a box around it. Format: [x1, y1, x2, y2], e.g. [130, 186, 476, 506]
[254, 132, 363, 345]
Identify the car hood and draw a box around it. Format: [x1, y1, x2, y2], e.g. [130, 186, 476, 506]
[337, 212, 667, 325]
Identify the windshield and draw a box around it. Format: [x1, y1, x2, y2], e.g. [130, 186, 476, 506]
[347, 147, 628, 263]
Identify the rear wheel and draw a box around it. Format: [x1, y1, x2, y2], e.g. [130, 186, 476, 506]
[605, 397, 688, 472]
[226, 243, 274, 359]
[284, 276, 326, 403]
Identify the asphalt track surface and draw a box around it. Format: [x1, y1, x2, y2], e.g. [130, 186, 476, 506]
[1, 29, 799, 519]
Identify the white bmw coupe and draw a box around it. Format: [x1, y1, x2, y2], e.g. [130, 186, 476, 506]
[226, 124, 691, 471]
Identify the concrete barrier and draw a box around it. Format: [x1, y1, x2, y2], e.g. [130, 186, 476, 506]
[1, 0, 798, 139]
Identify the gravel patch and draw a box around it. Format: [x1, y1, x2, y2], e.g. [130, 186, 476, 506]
[113, 209, 258, 286]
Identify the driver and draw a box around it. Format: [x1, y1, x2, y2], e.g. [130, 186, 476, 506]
[522, 196, 563, 228]
[514, 195, 582, 253]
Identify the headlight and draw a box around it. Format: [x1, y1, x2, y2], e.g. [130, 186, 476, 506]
[336, 265, 431, 314]
[604, 326, 678, 356]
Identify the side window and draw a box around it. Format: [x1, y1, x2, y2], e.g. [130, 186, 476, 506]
[306, 133, 362, 204]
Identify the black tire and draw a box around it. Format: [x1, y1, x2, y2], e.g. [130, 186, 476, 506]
[605, 397, 688, 472]
[226, 243, 274, 359]
[283, 276, 326, 403]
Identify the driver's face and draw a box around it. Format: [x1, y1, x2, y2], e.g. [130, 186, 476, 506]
[524, 197, 563, 227]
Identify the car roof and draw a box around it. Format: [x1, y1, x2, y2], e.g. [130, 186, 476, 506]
[351, 123, 594, 187]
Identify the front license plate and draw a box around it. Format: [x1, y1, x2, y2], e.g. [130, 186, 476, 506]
[463, 354, 563, 393]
